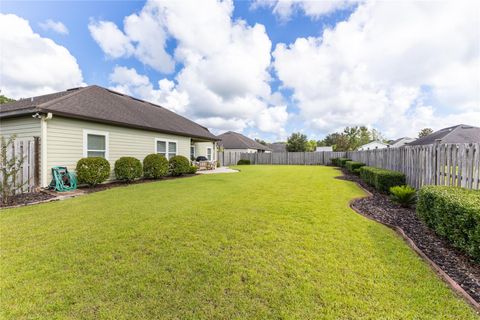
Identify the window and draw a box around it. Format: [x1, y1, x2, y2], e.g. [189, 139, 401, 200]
[155, 139, 177, 159]
[207, 147, 212, 160]
[83, 130, 108, 159]
[190, 146, 195, 160]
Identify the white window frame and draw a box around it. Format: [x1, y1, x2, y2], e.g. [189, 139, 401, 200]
[83, 129, 109, 159]
[155, 138, 178, 159]
[206, 147, 212, 160]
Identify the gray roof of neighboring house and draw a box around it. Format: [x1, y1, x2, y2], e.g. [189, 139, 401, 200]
[218, 131, 272, 151]
[0, 85, 218, 141]
[390, 137, 410, 145]
[408, 124, 480, 146]
[267, 142, 287, 152]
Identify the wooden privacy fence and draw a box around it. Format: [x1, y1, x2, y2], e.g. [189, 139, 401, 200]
[0, 138, 39, 194]
[346, 143, 480, 190]
[217, 143, 480, 190]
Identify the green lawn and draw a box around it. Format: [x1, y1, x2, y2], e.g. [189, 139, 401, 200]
[0, 166, 477, 319]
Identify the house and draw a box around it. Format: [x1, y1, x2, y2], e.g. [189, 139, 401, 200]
[408, 124, 480, 146]
[357, 141, 389, 151]
[267, 142, 287, 152]
[316, 146, 333, 152]
[218, 131, 272, 153]
[389, 137, 415, 148]
[0, 85, 219, 187]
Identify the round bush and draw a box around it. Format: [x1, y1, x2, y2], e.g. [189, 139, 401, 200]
[114, 157, 142, 182]
[169, 155, 190, 176]
[188, 165, 198, 174]
[143, 154, 169, 179]
[75, 157, 110, 187]
[237, 159, 251, 165]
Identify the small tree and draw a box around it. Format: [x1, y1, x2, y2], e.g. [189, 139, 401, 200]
[286, 132, 308, 152]
[418, 128, 433, 138]
[0, 135, 27, 205]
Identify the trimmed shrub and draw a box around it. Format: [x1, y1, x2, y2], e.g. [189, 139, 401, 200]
[338, 158, 351, 167]
[237, 159, 251, 165]
[76, 157, 110, 187]
[114, 157, 142, 182]
[417, 186, 480, 261]
[169, 155, 190, 176]
[188, 165, 198, 174]
[330, 158, 340, 166]
[345, 161, 365, 174]
[143, 154, 169, 179]
[359, 166, 406, 193]
[390, 185, 416, 208]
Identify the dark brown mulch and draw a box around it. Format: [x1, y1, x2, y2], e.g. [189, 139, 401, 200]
[0, 192, 55, 208]
[336, 169, 480, 303]
[78, 174, 198, 193]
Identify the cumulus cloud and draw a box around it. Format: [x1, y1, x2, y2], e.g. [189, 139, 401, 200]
[273, 0, 480, 137]
[253, 0, 359, 21]
[39, 19, 69, 34]
[0, 14, 84, 99]
[98, 0, 288, 137]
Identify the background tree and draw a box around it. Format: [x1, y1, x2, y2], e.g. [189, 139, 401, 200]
[306, 140, 317, 152]
[418, 128, 433, 138]
[286, 132, 308, 152]
[317, 126, 385, 151]
[0, 95, 15, 105]
[254, 138, 267, 146]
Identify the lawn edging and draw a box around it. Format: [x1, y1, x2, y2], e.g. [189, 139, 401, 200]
[345, 177, 480, 313]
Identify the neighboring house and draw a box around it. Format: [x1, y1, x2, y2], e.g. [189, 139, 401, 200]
[358, 141, 389, 151]
[218, 131, 272, 153]
[408, 124, 480, 146]
[389, 137, 415, 148]
[0, 85, 219, 187]
[316, 146, 333, 152]
[267, 142, 287, 152]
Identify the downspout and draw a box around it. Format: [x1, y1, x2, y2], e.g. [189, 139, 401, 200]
[40, 112, 53, 187]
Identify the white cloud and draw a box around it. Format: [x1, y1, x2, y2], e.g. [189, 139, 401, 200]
[88, 20, 135, 58]
[99, 0, 288, 138]
[0, 14, 84, 99]
[39, 19, 69, 35]
[253, 0, 359, 21]
[273, 0, 480, 138]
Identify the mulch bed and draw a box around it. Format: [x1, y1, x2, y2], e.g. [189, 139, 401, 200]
[0, 192, 55, 208]
[336, 168, 480, 303]
[78, 174, 197, 193]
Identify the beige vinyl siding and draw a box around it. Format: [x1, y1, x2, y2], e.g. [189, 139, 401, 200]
[0, 116, 41, 138]
[194, 142, 216, 160]
[46, 116, 192, 182]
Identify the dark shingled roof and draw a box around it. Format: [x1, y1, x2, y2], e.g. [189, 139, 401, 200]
[0, 85, 218, 141]
[218, 131, 272, 151]
[408, 124, 480, 146]
[267, 142, 287, 152]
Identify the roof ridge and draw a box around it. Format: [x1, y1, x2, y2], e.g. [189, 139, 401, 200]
[37, 86, 92, 111]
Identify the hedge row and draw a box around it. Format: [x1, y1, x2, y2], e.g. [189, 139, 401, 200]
[417, 186, 480, 261]
[359, 166, 406, 193]
[76, 154, 195, 186]
[345, 161, 365, 174]
[331, 157, 351, 167]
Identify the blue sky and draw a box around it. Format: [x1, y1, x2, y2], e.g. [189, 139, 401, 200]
[1, 1, 479, 141]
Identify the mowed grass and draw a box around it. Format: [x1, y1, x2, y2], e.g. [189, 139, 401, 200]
[0, 166, 477, 319]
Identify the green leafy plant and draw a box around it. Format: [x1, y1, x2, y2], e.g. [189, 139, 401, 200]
[0, 135, 27, 204]
[76, 157, 110, 187]
[237, 159, 251, 165]
[114, 157, 142, 182]
[188, 165, 198, 174]
[143, 154, 169, 179]
[345, 161, 365, 174]
[330, 158, 340, 166]
[338, 158, 351, 167]
[417, 186, 480, 261]
[389, 185, 416, 207]
[169, 155, 190, 176]
[359, 166, 406, 193]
